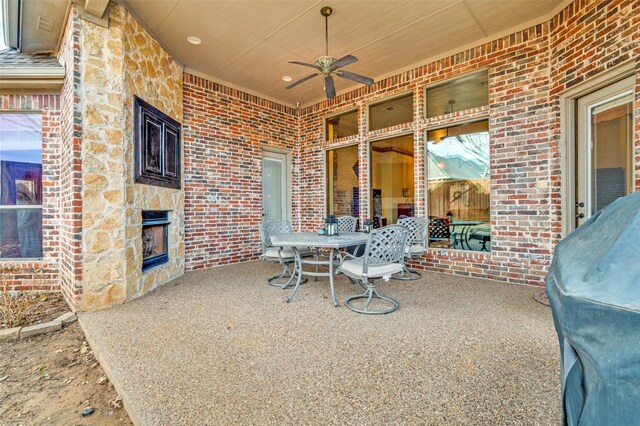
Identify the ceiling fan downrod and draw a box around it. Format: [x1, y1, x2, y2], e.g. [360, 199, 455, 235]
[321, 6, 332, 57]
[285, 5, 374, 99]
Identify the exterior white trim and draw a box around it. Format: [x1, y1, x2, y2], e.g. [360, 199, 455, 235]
[558, 61, 636, 237]
[0, 67, 65, 91]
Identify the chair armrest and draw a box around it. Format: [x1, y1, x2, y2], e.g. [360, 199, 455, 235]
[337, 250, 362, 267]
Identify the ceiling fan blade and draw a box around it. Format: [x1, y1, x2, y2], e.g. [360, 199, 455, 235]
[325, 75, 336, 99]
[285, 73, 320, 89]
[336, 70, 374, 86]
[288, 60, 320, 70]
[332, 54, 358, 69]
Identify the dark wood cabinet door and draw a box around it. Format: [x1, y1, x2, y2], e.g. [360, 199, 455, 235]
[134, 96, 181, 189]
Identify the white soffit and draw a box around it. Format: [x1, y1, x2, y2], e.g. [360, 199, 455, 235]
[123, 0, 568, 107]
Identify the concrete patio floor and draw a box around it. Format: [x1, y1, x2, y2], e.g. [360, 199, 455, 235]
[79, 261, 561, 425]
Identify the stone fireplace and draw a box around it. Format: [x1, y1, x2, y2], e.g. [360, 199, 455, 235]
[141, 211, 170, 271]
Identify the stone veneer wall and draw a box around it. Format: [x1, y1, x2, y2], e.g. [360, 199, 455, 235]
[67, 3, 184, 310]
[0, 95, 61, 291]
[182, 74, 297, 270]
[122, 8, 184, 298]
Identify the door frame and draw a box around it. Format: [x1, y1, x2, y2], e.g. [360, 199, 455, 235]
[558, 61, 635, 237]
[576, 76, 634, 226]
[262, 148, 292, 222]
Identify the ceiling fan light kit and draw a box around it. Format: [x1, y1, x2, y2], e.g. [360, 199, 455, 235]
[286, 6, 374, 100]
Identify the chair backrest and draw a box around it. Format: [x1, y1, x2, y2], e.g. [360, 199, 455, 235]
[397, 217, 428, 246]
[337, 215, 357, 233]
[259, 220, 292, 251]
[363, 224, 408, 273]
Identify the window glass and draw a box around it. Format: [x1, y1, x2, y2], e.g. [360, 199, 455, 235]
[370, 135, 414, 226]
[427, 120, 490, 251]
[0, 113, 43, 258]
[369, 93, 413, 131]
[426, 71, 488, 118]
[326, 109, 358, 141]
[326, 145, 359, 218]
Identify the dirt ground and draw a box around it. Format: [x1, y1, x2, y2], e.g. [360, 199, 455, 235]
[0, 322, 132, 425]
[1, 292, 69, 330]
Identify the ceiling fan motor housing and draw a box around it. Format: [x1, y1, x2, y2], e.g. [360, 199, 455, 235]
[285, 6, 374, 98]
[315, 56, 337, 74]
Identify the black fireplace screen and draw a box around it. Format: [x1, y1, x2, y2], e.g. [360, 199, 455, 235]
[142, 211, 169, 271]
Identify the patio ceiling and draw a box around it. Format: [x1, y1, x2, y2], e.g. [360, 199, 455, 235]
[122, 0, 568, 107]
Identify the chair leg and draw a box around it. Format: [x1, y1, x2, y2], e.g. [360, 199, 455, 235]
[393, 264, 421, 281]
[343, 274, 367, 291]
[268, 263, 307, 289]
[345, 281, 399, 315]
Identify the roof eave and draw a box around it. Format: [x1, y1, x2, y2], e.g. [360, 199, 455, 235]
[0, 67, 66, 91]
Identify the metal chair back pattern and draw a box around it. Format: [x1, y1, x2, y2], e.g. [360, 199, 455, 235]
[337, 215, 357, 233]
[394, 216, 428, 280]
[398, 217, 428, 248]
[259, 220, 292, 252]
[338, 224, 409, 314]
[362, 225, 408, 276]
[259, 220, 300, 288]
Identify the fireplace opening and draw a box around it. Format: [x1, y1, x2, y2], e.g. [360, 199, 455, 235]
[142, 211, 170, 271]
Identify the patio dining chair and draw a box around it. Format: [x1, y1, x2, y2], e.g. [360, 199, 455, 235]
[395, 216, 428, 280]
[316, 215, 357, 260]
[259, 220, 310, 288]
[337, 224, 408, 314]
[337, 215, 357, 232]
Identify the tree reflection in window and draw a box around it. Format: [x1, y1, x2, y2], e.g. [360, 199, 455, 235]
[427, 120, 490, 252]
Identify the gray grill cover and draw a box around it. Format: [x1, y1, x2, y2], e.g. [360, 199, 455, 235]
[546, 192, 640, 425]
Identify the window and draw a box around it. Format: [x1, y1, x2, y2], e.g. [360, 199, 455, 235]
[426, 120, 490, 251]
[326, 144, 359, 217]
[326, 109, 358, 141]
[370, 134, 414, 226]
[426, 70, 488, 118]
[0, 113, 43, 259]
[134, 96, 181, 189]
[369, 93, 413, 131]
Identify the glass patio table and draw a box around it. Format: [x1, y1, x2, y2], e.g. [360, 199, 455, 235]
[270, 232, 368, 306]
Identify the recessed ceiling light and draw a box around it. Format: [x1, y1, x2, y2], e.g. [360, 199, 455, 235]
[187, 36, 202, 45]
[282, 75, 292, 82]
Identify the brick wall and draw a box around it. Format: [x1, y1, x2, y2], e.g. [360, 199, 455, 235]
[181, 0, 638, 285]
[57, 7, 84, 308]
[548, 0, 640, 241]
[0, 95, 61, 291]
[296, 24, 552, 285]
[182, 74, 298, 270]
[295, 0, 639, 286]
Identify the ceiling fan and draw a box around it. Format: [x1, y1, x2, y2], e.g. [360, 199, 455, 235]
[285, 6, 374, 99]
